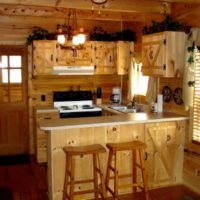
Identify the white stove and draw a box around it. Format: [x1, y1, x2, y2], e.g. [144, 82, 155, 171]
[53, 91, 102, 118]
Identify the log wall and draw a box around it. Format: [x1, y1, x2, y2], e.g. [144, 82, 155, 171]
[0, 3, 199, 193]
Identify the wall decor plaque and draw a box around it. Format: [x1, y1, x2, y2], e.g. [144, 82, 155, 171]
[162, 86, 172, 102]
[173, 87, 183, 105]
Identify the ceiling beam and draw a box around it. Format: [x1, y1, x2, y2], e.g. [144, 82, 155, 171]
[171, 3, 200, 19]
[0, 3, 163, 22]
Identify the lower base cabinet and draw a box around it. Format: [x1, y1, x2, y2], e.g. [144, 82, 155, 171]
[47, 120, 186, 200]
[145, 121, 185, 188]
[34, 110, 59, 163]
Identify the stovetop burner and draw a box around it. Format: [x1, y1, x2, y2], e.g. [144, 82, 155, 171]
[82, 105, 94, 109]
[60, 106, 72, 110]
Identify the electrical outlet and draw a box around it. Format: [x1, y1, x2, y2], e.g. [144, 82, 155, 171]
[41, 94, 46, 102]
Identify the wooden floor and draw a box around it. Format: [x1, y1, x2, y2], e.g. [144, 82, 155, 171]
[0, 156, 199, 200]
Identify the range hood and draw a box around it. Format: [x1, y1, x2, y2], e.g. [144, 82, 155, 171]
[53, 66, 95, 75]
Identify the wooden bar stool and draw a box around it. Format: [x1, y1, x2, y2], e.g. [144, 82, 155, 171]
[105, 141, 149, 200]
[63, 144, 107, 200]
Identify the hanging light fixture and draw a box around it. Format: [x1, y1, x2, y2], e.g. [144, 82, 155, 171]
[91, 0, 107, 4]
[56, 9, 87, 49]
[91, 0, 108, 15]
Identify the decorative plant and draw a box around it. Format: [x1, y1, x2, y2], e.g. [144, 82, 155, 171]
[26, 26, 56, 45]
[142, 15, 190, 35]
[89, 26, 136, 41]
[26, 25, 136, 45]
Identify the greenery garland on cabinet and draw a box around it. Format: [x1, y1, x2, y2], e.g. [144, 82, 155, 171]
[26, 26, 136, 45]
[142, 15, 190, 35]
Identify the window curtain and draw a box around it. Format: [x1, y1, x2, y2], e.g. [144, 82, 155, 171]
[145, 76, 157, 105]
[127, 57, 140, 102]
[183, 28, 200, 110]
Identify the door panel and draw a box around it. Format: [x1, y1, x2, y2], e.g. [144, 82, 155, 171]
[0, 45, 28, 155]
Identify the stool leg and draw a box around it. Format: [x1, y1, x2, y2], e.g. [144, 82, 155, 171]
[105, 150, 113, 193]
[114, 151, 119, 200]
[93, 153, 99, 200]
[132, 150, 137, 194]
[139, 149, 150, 200]
[69, 155, 75, 200]
[97, 153, 107, 200]
[63, 153, 71, 200]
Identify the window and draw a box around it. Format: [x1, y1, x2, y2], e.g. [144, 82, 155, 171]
[0, 54, 22, 102]
[193, 49, 200, 143]
[1, 55, 22, 83]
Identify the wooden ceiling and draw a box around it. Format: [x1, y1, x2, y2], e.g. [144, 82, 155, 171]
[0, 0, 200, 22]
[0, 0, 200, 44]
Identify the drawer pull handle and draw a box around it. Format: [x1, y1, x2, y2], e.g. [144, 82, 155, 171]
[144, 152, 148, 160]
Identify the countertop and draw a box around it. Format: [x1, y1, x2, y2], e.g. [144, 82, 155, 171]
[35, 106, 58, 113]
[39, 112, 189, 131]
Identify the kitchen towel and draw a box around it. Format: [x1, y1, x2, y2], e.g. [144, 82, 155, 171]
[157, 94, 163, 113]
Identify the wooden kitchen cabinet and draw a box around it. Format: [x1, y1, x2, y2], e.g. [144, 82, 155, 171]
[144, 121, 185, 187]
[142, 31, 186, 77]
[55, 41, 94, 66]
[117, 41, 134, 75]
[34, 110, 59, 163]
[93, 41, 117, 74]
[32, 40, 134, 76]
[32, 40, 94, 76]
[32, 40, 57, 76]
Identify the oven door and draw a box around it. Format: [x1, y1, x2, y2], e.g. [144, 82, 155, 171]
[60, 111, 102, 118]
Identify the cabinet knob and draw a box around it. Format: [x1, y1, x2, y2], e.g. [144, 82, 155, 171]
[112, 127, 117, 131]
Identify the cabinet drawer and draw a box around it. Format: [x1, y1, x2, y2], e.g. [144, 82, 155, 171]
[37, 112, 59, 121]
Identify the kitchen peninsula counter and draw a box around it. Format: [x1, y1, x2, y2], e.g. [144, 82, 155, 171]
[39, 112, 188, 131]
[41, 112, 188, 200]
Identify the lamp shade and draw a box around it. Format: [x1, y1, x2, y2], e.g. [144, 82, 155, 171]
[57, 34, 66, 44]
[77, 34, 86, 44]
[72, 36, 79, 46]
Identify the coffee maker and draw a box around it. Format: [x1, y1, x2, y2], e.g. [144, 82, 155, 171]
[110, 87, 122, 104]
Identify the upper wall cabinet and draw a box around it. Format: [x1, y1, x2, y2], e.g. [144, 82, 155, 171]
[142, 31, 186, 77]
[32, 40, 134, 76]
[117, 41, 134, 75]
[56, 41, 94, 66]
[93, 41, 117, 74]
[33, 40, 57, 76]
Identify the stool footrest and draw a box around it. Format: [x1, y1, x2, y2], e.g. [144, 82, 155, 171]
[74, 189, 101, 195]
[118, 182, 145, 189]
[67, 178, 95, 184]
[109, 173, 133, 179]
